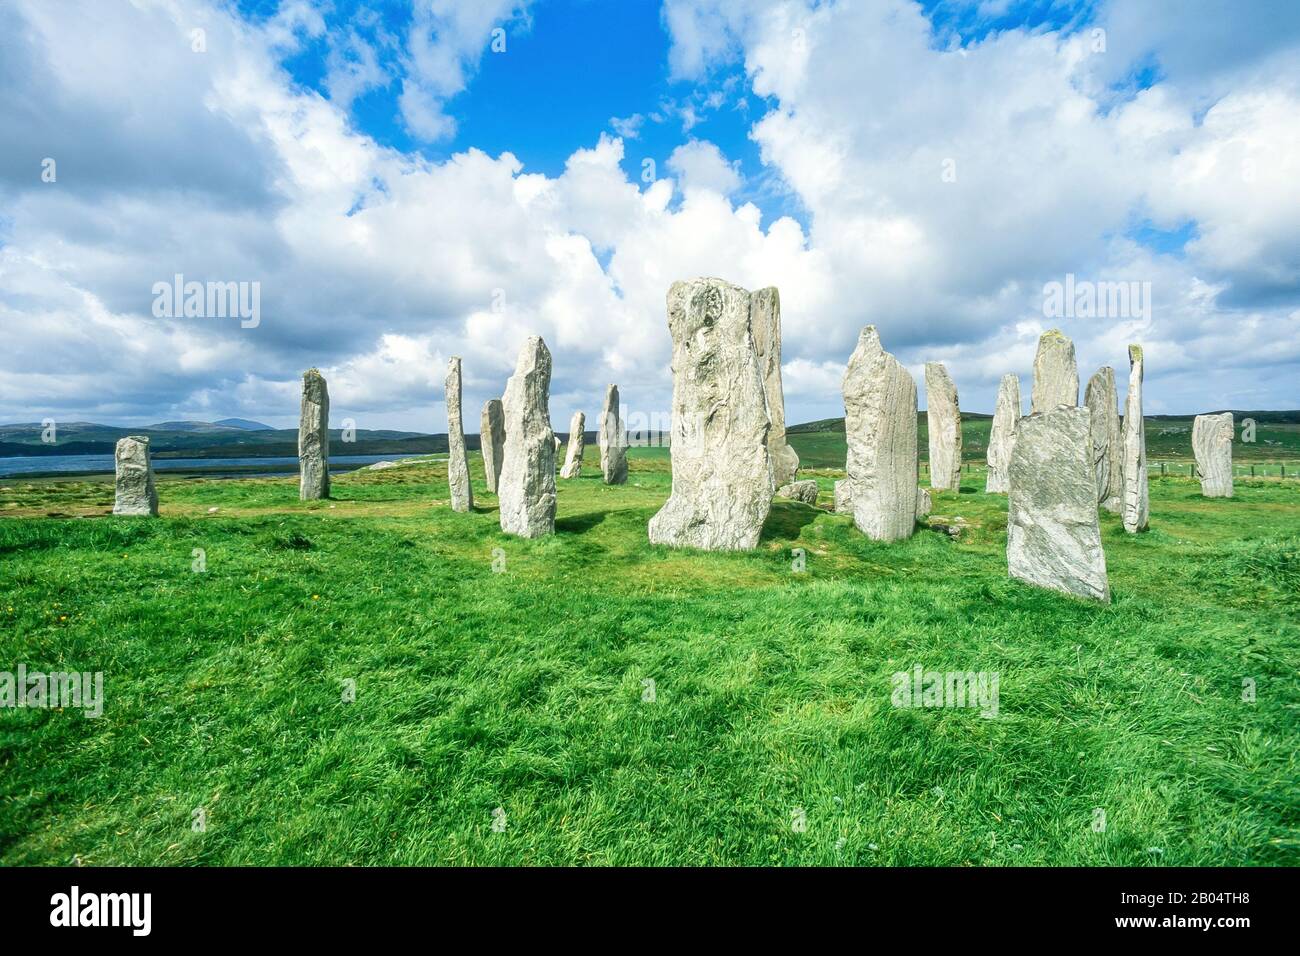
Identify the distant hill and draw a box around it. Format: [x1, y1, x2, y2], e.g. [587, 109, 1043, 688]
[214, 418, 273, 430]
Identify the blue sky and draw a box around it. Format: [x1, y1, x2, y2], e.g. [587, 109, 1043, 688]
[1, 0, 1298, 431]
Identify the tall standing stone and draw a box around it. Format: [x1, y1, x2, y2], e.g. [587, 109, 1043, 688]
[298, 368, 329, 501]
[750, 287, 800, 487]
[598, 384, 628, 484]
[1084, 366, 1122, 511]
[498, 336, 557, 538]
[445, 357, 473, 512]
[842, 326, 918, 541]
[1031, 329, 1079, 413]
[481, 399, 505, 494]
[1121, 345, 1149, 533]
[648, 278, 774, 551]
[986, 373, 1021, 493]
[560, 411, 586, 479]
[1193, 412, 1234, 498]
[925, 362, 962, 491]
[112, 436, 158, 516]
[1007, 406, 1110, 603]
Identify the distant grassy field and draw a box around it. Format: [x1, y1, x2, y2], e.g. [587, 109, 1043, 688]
[1, 445, 1297, 865]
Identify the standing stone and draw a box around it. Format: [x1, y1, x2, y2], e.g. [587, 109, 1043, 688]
[112, 436, 158, 516]
[1031, 329, 1079, 413]
[915, 486, 932, 519]
[843, 326, 918, 541]
[648, 278, 774, 551]
[598, 384, 628, 484]
[925, 362, 962, 491]
[986, 373, 1021, 493]
[1007, 406, 1110, 603]
[298, 368, 329, 500]
[560, 411, 586, 479]
[1121, 345, 1149, 533]
[445, 358, 473, 512]
[554, 436, 561, 454]
[776, 479, 818, 504]
[750, 287, 800, 487]
[498, 336, 557, 538]
[1084, 366, 1122, 511]
[1193, 412, 1234, 498]
[481, 399, 505, 494]
[833, 479, 853, 514]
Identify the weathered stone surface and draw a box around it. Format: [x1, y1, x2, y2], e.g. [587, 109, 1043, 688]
[776, 479, 818, 504]
[1193, 412, 1234, 498]
[925, 362, 962, 491]
[554, 436, 561, 453]
[648, 278, 774, 550]
[1121, 345, 1149, 533]
[750, 286, 800, 486]
[113, 436, 158, 516]
[1007, 406, 1110, 603]
[986, 373, 1021, 493]
[843, 326, 919, 541]
[445, 357, 473, 512]
[1031, 329, 1079, 413]
[834, 479, 853, 514]
[916, 486, 932, 518]
[1084, 366, 1122, 511]
[498, 336, 557, 538]
[481, 399, 505, 493]
[598, 384, 628, 484]
[298, 368, 329, 500]
[560, 411, 586, 479]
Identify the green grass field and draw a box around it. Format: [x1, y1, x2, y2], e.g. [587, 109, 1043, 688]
[1, 446, 1297, 865]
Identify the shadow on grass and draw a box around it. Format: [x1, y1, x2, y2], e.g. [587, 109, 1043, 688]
[760, 501, 822, 542]
[556, 510, 609, 534]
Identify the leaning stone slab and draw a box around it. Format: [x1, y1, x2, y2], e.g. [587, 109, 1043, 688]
[1121, 345, 1149, 533]
[1193, 412, 1234, 498]
[498, 336, 557, 538]
[915, 486, 932, 519]
[648, 277, 774, 550]
[481, 399, 505, 493]
[598, 384, 628, 484]
[750, 287, 800, 487]
[445, 357, 473, 512]
[843, 326, 918, 541]
[113, 436, 158, 516]
[1031, 329, 1079, 414]
[298, 368, 329, 500]
[986, 373, 1021, 493]
[560, 411, 586, 479]
[1007, 406, 1110, 603]
[1084, 366, 1122, 511]
[776, 479, 818, 504]
[925, 362, 962, 491]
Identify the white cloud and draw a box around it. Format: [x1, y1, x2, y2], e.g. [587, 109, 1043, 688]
[666, 139, 743, 196]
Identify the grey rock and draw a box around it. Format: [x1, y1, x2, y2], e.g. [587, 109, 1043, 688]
[1193, 412, 1234, 498]
[776, 479, 819, 504]
[112, 436, 158, 516]
[445, 357, 473, 512]
[598, 384, 628, 484]
[1121, 345, 1149, 533]
[916, 486, 932, 518]
[498, 336, 557, 538]
[298, 368, 329, 500]
[648, 277, 774, 550]
[560, 411, 586, 479]
[1084, 366, 1123, 511]
[1007, 406, 1110, 603]
[925, 362, 962, 491]
[986, 373, 1021, 493]
[750, 287, 800, 486]
[481, 399, 505, 494]
[834, 478, 853, 514]
[1031, 329, 1079, 413]
[843, 326, 918, 541]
